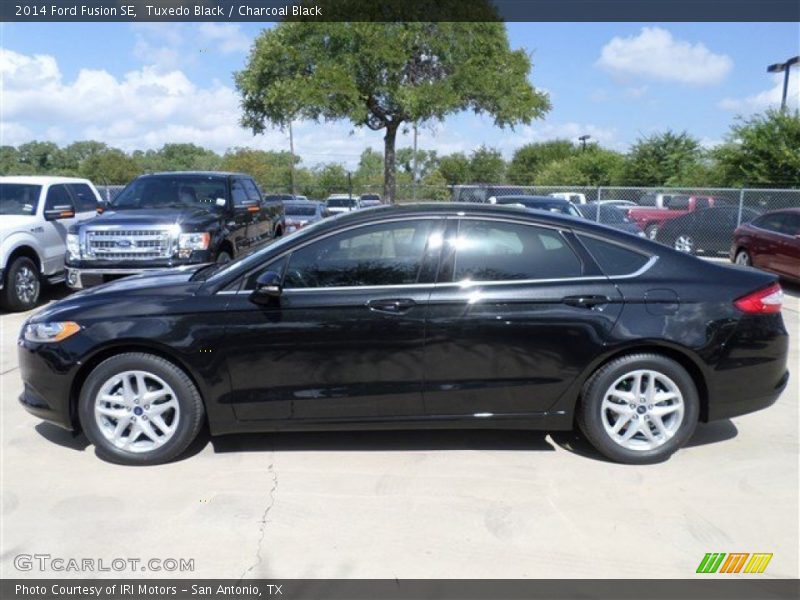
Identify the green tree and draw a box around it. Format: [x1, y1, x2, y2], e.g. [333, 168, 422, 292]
[156, 143, 222, 171]
[507, 140, 577, 184]
[222, 148, 297, 190]
[80, 149, 141, 184]
[622, 131, 703, 186]
[353, 148, 384, 186]
[468, 145, 506, 183]
[16, 141, 63, 173]
[396, 147, 439, 180]
[713, 109, 800, 187]
[0, 146, 25, 175]
[61, 140, 110, 172]
[313, 163, 350, 197]
[534, 147, 626, 186]
[438, 152, 471, 185]
[235, 18, 549, 202]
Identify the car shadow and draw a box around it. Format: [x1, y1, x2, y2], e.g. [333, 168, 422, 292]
[34, 422, 91, 452]
[210, 428, 556, 454]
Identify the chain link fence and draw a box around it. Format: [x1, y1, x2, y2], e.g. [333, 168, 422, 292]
[446, 184, 800, 259]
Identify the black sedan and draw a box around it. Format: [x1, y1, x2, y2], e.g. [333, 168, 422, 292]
[657, 206, 761, 256]
[18, 204, 788, 465]
[490, 195, 582, 217]
[575, 202, 645, 237]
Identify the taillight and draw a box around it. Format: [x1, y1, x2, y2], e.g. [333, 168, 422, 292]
[734, 283, 783, 314]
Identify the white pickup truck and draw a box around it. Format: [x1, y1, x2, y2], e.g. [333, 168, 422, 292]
[0, 176, 101, 311]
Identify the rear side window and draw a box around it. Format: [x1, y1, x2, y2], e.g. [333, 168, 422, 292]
[451, 220, 582, 282]
[67, 183, 97, 212]
[578, 235, 650, 277]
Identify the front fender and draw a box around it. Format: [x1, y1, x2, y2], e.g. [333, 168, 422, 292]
[1, 231, 44, 271]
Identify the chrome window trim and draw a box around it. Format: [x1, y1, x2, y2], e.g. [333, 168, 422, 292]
[214, 213, 660, 295]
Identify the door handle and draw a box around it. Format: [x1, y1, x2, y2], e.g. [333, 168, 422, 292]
[563, 295, 610, 309]
[366, 298, 416, 314]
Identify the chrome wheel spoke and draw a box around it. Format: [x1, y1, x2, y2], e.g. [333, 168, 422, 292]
[94, 369, 180, 454]
[600, 368, 684, 452]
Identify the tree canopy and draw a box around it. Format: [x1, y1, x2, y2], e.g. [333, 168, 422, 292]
[235, 21, 549, 201]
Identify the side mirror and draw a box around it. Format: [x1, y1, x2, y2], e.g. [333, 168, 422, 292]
[215, 197, 227, 208]
[249, 271, 282, 305]
[44, 206, 75, 221]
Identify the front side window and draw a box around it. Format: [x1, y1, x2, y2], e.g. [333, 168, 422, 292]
[0, 183, 41, 215]
[753, 213, 789, 234]
[450, 220, 583, 282]
[283, 220, 438, 288]
[45, 184, 74, 211]
[242, 179, 262, 203]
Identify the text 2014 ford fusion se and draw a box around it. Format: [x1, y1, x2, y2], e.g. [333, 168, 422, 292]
[18, 204, 789, 465]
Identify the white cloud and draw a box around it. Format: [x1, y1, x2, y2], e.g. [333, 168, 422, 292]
[719, 72, 800, 112]
[513, 122, 621, 151]
[597, 27, 733, 86]
[197, 23, 251, 54]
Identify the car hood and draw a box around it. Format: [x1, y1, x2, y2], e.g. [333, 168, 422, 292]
[76, 207, 221, 232]
[30, 264, 207, 323]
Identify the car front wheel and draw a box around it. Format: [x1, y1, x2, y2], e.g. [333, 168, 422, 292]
[645, 224, 659, 240]
[577, 354, 699, 464]
[735, 249, 752, 266]
[78, 353, 205, 465]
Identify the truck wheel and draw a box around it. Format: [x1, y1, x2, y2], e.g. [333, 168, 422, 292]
[1, 256, 41, 312]
[645, 224, 659, 240]
[78, 353, 205, 465]
[216, 250, 232, 264]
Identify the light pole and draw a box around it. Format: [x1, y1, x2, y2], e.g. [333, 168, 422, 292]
[578, 134, 591, 151]
[767, 56, 799, 111]
[288, 121, 297, 196]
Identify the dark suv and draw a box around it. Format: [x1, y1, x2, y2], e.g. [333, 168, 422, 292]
[66, 172, 284, 289]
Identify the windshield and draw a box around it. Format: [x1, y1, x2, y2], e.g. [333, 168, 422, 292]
[0, 184, 41, 216]
[110, 176, 229, 210]
[360, 194, 380, 201]
[327, 198, 355, 207]
[499, 197, 580, 216]
[285, 204, 317, 216]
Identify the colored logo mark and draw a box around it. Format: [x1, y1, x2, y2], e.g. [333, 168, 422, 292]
[696, 553, 773, 574]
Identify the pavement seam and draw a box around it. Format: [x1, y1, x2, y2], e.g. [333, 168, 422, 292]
[237, 448, 278, 581]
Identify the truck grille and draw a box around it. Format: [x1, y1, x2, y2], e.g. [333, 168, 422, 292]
[85, 228, 174, 260]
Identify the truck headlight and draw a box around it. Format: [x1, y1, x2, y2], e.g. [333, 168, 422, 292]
[23, 321, 81, 343]
[66, 233, 80, 259]
[177, 232, 210, 258]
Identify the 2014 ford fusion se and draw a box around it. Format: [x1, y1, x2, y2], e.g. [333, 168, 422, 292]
[18, 204, 789, 465]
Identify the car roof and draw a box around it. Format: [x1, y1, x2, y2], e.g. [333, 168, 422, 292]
[0, 175, 94, 185]
[141, 171, 245, 178]
[496, 195, 569, 203]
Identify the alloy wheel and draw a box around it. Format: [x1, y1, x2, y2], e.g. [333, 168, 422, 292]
[674, 235, 695, 254]
[14, 265, 39, 305]
[600, 369, 685, 451]
[94, 370, 180, 453]
[735, 251, 751, 266]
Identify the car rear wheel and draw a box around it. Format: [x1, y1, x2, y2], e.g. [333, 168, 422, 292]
[645, 224, 659, 240]
[735, 249, 752, 266]
[1, 256, 41, 312]
[577, 354, 699, 464]
[78, 353, 205, 465]
[674, 234, 695, 254]
[216, 250, 232, 264]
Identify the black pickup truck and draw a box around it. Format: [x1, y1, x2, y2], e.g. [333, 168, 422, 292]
[65, 171, 284, 289]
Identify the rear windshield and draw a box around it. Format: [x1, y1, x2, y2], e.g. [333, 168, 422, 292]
[327, 198, 355, 207]
[111, 176, 228, 210]
[0, 183, 41, 215]
[285, 204, 317, 216]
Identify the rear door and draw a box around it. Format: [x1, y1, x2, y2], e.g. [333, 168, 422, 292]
[772, 213, 800, 279]
[423, 217, 624, 417]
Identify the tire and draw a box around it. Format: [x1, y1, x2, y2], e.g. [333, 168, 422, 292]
[78, 353, 205, 465]
[216, 250, 233, 264]
[274, 226, 283, 238]
[735, 249, 752, 266]
[1, 256, 41, 312]
[673, 234, 696, 254]
[577, 353, 699, 464]
[645, 224, 659, 240]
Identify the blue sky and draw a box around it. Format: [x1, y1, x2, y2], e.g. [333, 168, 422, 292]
[1, 21, 798, 168]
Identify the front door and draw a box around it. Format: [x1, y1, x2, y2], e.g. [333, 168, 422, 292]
[220, 217, 444, 422]
[423, 217, 624, 417]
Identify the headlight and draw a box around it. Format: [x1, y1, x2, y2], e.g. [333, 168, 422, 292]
[66, 233, 80, 259]
[177, 232, 210, 258]
[23, 321, 81, 343]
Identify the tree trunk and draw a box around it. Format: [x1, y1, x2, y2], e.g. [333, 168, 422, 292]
[383, 123, 398, 203]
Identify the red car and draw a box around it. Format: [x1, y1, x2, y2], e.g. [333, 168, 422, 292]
[731, 208, 800, 282]
[628, 195, 724, 240]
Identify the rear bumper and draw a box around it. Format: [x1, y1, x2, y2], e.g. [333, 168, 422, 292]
[708, 370, 789, 421]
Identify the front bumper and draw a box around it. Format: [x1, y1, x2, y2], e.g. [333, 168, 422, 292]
[0, 267, 4, 290]
[66, 252, 212, 289]
[17, 337, 77, 431]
